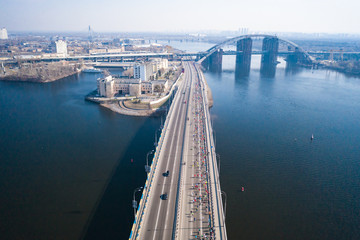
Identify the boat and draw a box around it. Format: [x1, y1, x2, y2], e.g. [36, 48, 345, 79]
[82, 67, 102, 73]
[311, 134, 314, 140]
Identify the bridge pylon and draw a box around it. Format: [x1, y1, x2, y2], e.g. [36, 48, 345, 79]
[235, 38, 252, 78]
[260, 37, 279, 78]
[208, 49, 223, 73]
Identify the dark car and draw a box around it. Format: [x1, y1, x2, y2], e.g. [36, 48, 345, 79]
[162, 170, 170, 177]
[160, 193, 168, 200]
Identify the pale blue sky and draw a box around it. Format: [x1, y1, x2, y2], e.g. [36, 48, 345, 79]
[1, 0, 360, 33]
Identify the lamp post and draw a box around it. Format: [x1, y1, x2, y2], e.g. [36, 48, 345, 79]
[213, 129, 216, 148]
[154, 128, 162, 147]
[145, 150, 154, 173]
[160, 115, 163, 129]
[221, 190, 227, 221]
[216, 153, 221, 177]
[132, 187, 143, 219]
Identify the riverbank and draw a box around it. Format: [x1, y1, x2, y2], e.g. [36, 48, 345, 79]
[0, 62, 82, 83]
[86, 70, 184, 116]
[101, 101, 165, 117]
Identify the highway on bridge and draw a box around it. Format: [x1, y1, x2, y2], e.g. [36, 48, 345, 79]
[130, 62, 226, 240]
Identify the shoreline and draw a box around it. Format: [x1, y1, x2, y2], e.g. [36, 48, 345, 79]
[100, 101, 166, 117]
[86, 68, 214, 116]
[0, 71, 80, 83]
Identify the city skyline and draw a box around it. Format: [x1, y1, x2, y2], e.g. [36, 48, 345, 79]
[1, 0, 360, 34]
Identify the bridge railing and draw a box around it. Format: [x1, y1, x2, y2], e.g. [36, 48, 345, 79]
[195, 63, 227, 239]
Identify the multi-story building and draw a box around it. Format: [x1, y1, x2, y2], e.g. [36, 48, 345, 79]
[152, 58, 169, 71]
[134, 62, 155, 81]
[97, 75, 115, 97]
[97, 76, 168, 98]
[0, 28, 8, 40]
[55, 40, 67, 56]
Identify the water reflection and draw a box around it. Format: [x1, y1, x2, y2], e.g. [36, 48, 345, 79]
[285, 62, 303, 75]
[204, 63, 360, 239]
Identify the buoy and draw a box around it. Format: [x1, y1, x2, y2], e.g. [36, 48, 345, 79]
[241, 187, 245, 192]
[131, 159, 133, 163]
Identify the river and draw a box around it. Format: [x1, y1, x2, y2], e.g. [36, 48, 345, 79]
[1, 40, 360, 239]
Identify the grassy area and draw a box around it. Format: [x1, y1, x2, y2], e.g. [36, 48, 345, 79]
[123, 99, 150, 110]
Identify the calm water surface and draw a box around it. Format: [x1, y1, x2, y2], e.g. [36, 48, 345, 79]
[1, 40, 360, 240]
[209, 55, 360, 239]
[0, 72, 160, 239]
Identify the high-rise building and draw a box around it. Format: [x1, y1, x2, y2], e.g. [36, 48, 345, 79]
[55, 40, 67, 56]
[134, 62, 155, 81]
[0, 28, 8, 40]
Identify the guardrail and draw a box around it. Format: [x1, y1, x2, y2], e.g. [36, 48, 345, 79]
[195, 63, 227, 239]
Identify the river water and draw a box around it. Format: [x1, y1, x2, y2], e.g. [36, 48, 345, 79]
[1, 40, 360, 240]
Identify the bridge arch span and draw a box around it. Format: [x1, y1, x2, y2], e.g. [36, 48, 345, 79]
[198, 34, 313, 64]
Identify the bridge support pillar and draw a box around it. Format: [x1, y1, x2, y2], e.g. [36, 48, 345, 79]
[286, 47, 311, 67]
[235, 38, 252, 78]
[260, 37, 279, 78]
[208, 49, 223, 72]
[201, 57, 209, 70]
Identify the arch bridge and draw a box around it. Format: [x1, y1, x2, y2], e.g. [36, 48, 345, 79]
[197, 34, 314, 77]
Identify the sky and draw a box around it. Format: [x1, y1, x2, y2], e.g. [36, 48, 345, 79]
[1, 0, 360, 34]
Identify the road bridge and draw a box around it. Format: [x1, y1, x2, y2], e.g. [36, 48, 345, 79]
[197, 34, 315, 77]
[129, 62, 226, 240]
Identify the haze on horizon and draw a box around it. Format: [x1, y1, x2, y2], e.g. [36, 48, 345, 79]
[1, 0, 360, 34]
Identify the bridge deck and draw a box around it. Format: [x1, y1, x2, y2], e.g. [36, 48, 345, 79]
[129, 62, 226, 240]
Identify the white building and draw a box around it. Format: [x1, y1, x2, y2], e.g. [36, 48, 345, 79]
[97, 76, 168, 98]
[152, 58, 168, 71]
[134, 62, 155, 81]
[97, 76, 115, 98]
[0, 28, 8, 40]
[55, 40, 68, 56]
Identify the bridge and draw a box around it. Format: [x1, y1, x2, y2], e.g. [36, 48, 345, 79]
[129, 62, 226, 240]
[197, 34, 315, 77]
[2, 34, 356, 77]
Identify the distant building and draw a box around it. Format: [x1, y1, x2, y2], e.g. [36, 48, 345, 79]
[152, 58, 168, 71]
[88, 47, 125, 54]
[0, 28, 8, 40]
[55, 40, 67, 56]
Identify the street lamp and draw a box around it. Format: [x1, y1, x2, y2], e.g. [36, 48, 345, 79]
[132, 187, 143, 219]
[154, 128, 162, 147]
[216, 153, 221, 177]
[160, 115, 163, 129]
[213, 129, 216, 148]
[221, 190, 227, 221]
[145, 150, 154, 173]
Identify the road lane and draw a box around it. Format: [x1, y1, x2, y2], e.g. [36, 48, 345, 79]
[138, 62, 193, 240]
[132, 62, 227, 240]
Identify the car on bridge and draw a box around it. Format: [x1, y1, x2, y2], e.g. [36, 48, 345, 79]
[160, 193, 168, 200]
[162, 170, 170, 177]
